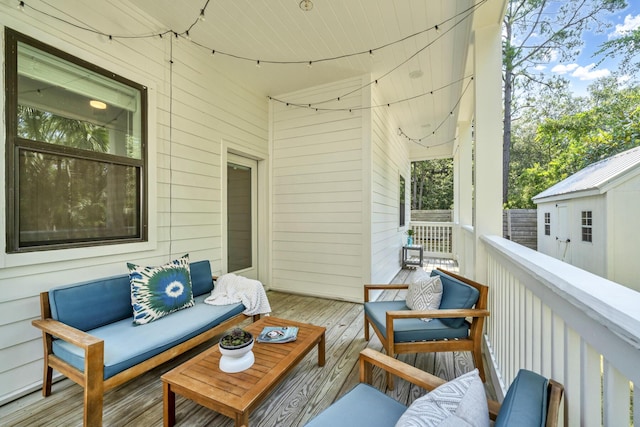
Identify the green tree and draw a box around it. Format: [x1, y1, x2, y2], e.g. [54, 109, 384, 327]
[411, 159, 453, 210]
[510, 77, 640, 208]
[596, 26, 640, 73]
[502, 0, 626, 205]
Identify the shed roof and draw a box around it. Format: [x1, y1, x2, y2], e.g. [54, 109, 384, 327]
[532, 145, 640, 203]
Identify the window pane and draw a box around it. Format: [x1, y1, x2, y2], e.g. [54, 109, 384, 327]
[18, 150, 139, 246]
[227, 163, 252, 272]
[17, 42, 142, 159]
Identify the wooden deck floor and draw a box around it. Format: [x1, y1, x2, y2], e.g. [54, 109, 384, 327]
[1, 259, 495, 426]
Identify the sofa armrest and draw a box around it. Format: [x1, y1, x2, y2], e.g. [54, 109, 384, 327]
[364, 284, 409, 302]
[32, 318, 103, 349]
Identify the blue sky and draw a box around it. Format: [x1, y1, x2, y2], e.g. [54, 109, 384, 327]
[534, 3, 640, 96]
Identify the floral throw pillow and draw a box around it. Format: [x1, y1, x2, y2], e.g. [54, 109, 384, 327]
[395, 369, 489, 427]
[406, 275, 443, 322]
[128, 254, 195, 325]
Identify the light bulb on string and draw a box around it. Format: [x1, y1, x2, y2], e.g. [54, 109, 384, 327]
[198, 9, 205, 21]
[256, 60, 261, 68]
[17, 1, 25, 11]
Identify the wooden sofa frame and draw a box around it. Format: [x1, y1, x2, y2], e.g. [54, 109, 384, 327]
[364, 268, 490, 389]
[357, 348, 564, 426]
[32, 291, 258, 426]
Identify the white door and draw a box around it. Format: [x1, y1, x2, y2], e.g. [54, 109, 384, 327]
[556, 204, 571, 262]
[226, 154, 258, 279]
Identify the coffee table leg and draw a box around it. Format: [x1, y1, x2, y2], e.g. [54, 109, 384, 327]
[163, 382, 176, 427]
[318, 332, 326, 366]
[235, 411, 249, 426]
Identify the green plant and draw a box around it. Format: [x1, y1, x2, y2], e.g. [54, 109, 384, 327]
[406, 229, 415, 236]
[220, 328, 253, 348]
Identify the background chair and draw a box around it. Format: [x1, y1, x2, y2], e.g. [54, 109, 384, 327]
[364, 268, 489, 389]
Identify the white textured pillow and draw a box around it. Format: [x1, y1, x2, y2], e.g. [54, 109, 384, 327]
[405, 275, 443, 322]
[395, 369, 489, 427]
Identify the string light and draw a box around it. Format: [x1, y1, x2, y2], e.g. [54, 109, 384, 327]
[13, 0, 487, 69]
[14, 0, 483, 133]
[270, 74, 472, 113]
[396, 77, 474, 147]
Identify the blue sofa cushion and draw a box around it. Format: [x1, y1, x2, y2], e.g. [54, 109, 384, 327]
[190, 260, 214, 297]
[364, 300, 470, 342]
[128, 254, 195, 325]
[305, 383, 407, 427]
[494, 369, 549, 427]
[52, 295, 245, 379]
[430, 270, 480, 328]
[49, 274, 132, 331]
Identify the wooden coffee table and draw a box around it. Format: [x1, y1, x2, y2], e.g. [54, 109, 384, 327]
[162, 316, 326, 426]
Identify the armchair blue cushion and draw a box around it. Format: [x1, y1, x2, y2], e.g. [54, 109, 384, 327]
[364, 300, 470, 342]
[430, 269, 480, 327]
[304, 383, 407, 427]
[494, 369, 549, 427]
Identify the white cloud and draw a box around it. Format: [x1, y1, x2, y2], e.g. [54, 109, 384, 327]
[571, 63, 611, 81]
[551, 63, 579, 74]
[617, 75, 632, 85]
[611, 14, 640, 38]
[535, 65, 547, 71]
[551, 62, 610, 81]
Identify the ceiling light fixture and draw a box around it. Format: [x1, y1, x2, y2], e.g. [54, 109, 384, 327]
[299, 0, 313, 11]
[90, 100, 107, 110]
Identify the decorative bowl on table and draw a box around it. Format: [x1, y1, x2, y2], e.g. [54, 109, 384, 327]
[218, 328, 255, 373]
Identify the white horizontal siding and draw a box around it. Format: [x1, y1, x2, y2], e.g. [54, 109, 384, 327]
[0, 0, 267, 404]
[370, 87, 410, 284]
[270, 77, 366, 302]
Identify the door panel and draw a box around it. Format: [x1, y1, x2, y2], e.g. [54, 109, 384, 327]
[227, 155, 257, 277]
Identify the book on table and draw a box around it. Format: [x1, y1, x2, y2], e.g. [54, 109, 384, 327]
[256, 326, 298, 343]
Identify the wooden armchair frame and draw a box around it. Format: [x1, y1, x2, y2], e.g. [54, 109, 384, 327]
[364, 268, 489, 389]
[358, 348, 564, 426]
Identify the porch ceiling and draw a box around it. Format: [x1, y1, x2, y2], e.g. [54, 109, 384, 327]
[130, 0, 505, 155]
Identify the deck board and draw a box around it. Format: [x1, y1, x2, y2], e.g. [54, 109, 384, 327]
[1, 259, 496, 426]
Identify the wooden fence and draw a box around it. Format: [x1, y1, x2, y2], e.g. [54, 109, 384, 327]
[411, 209, 538, 252]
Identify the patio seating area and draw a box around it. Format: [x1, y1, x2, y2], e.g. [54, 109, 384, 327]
[1, 260, 498, 427]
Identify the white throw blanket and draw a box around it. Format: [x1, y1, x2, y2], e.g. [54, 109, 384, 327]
[204, 273, 271, 316]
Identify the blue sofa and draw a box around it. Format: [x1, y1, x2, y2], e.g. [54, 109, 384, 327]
[32, 260, 255, 427]
[305, 348, 564, 427]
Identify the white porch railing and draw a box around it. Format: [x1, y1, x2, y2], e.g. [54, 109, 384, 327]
[409, 221, 453, 258]
[481, 235, 640, 427]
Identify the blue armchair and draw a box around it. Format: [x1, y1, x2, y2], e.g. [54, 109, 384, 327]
[305, 349, 564, 427]
[364, 268, 489, 389]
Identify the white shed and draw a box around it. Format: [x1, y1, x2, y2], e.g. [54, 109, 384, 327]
[532, 146, 640, 292]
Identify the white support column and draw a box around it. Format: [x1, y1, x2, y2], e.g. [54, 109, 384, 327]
[473, 23, 503, 283]
[457, 121, 473, 228]
[454, 122, 473, 270]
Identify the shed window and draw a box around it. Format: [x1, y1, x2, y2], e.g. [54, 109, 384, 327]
[544, 212, 551, 236]
[5, 28, 147, 252]
[581, 211, 592, 242]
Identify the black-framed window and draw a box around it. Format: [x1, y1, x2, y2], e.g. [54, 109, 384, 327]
[581, 211, 592, 242]
[544, 212, 551, 236]
[5, 28, 147, 252]
[399, 174, 406, 227]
